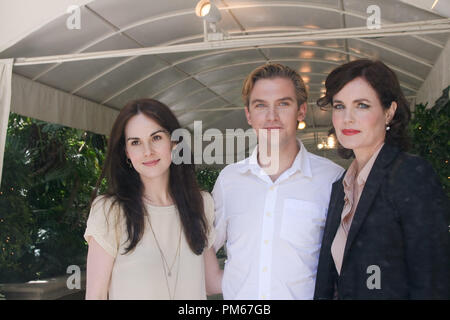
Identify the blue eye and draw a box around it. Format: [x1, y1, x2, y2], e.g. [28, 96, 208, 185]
[333, 104, 344, 110]
[358, 103, 369, 109]
[152, 135, 162, 142]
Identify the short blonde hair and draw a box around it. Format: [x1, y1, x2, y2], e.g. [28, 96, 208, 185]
[242, 63, 308, 108]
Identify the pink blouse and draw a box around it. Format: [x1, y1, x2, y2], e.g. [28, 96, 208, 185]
[331, 143, 384, 275]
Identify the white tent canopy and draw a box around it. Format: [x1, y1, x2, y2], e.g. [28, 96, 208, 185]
[1, 0, 449, 181]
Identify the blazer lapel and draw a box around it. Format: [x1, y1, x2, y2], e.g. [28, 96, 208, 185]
[342, 144, 400, 263]
[326, 179, 345, 246]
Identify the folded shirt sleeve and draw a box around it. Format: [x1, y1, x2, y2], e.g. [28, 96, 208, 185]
[84, 195, 121, 258]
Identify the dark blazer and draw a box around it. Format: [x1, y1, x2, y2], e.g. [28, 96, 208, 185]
[314, 143, 450, 299]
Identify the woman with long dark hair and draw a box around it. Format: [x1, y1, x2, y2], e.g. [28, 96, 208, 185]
[84, 98, 222, 299]
[314, 59, 449, 299]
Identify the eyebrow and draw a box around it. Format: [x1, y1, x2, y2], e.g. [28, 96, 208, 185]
[126, 129, 168, 141]
[333, 98, 371, 104]
[277, 97, 295, 102]
[150, 129, 167, 136]
[250, 99, 267, 105]
[250, 97, 295, 104]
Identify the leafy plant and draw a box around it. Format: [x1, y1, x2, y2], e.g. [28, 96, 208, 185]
[0, 114, 106, 283]
[408, 86, 449, 197]
[196, 167, 221, 193]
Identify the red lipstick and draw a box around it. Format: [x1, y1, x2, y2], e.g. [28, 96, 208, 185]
[342, 129, 361, 136]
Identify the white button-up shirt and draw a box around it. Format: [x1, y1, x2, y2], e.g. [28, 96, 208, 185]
[212, 139, 344, 300]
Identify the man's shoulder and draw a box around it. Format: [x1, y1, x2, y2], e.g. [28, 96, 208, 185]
[307, 150, 344, 174]
[217, 157, 251, 177]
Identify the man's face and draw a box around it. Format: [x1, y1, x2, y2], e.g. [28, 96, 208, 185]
[245, 77, 307, 150]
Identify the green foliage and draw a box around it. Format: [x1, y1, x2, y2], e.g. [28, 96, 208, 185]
[196, 167, 221, 193]
[0, 113, 106, 283]
[408, 86, 450, 197]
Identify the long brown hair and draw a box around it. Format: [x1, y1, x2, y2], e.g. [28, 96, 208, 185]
[92, 98, 208, 255]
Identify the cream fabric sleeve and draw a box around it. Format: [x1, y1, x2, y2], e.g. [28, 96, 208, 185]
[201, 191, 216, 249]
[84, 195, 121, 258]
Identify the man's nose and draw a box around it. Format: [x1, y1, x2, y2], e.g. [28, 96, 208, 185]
[266, 105, 280, 121]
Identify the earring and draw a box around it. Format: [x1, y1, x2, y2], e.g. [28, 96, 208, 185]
[386, 123, 391, 131]
[126, 158, 133, 168]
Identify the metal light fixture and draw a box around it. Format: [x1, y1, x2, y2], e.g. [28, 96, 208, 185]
[195, 0, 224, 41]
[195, 0, 222, 23]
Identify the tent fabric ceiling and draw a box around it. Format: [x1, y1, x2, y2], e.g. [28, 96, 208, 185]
[1, 0, 449, 165]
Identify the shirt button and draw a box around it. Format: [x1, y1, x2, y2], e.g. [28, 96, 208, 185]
[263, 267, 268, 272]
[262, 295, 266, 299]
[269, 186, 275, 191]
[264, 240, 269, 245]
[266, 212, 271, 217]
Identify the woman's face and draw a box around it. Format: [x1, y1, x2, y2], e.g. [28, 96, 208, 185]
[124, 113, 174, 182]
[332, 77, 396, 159]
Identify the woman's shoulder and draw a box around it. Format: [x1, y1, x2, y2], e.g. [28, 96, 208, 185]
[386, 151, 444, 196]
[90, 194, 123, 220]
[92, 194, 119, 208]
[391, 151, 435, 177]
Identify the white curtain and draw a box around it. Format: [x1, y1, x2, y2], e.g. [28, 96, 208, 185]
[11, 74, 119, 137]
[417, 38, 450, 107]
[0, 67, 118, 186]
[0, 59, 13, 186]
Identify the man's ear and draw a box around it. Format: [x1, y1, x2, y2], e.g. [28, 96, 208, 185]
[297, 102, 307, 122]
[244, 106, 252, 126]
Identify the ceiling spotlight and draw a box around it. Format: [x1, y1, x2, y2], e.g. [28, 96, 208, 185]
[298, 121, 306, 130]
[317, 143, 324, 150]
[196, 0, 222, 23]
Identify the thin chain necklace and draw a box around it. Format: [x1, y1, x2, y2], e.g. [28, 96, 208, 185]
[145, 204, 182, 300]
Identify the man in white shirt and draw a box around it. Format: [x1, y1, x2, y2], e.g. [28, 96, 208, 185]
[212, 63, 344, 300]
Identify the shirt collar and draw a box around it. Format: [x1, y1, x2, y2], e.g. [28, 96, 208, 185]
[237, 138, 312, 179]
[343, 142, 384, 189]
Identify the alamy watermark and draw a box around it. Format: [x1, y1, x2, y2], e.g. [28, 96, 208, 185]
[366, 265, 381, 290]
[66, 5, 81, 30]
[66, 265, 81, 290]
[171, 121, 280, 175]
[367, 5, 381, 30]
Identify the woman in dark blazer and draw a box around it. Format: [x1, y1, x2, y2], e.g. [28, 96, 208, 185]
[314, 59, 449, 300]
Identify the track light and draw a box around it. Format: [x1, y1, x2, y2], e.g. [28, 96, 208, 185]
[195, 0, 222, 23]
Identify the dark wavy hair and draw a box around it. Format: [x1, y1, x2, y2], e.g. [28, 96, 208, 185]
[92, 98, 208, 255]
[317, 59, 411, 159]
